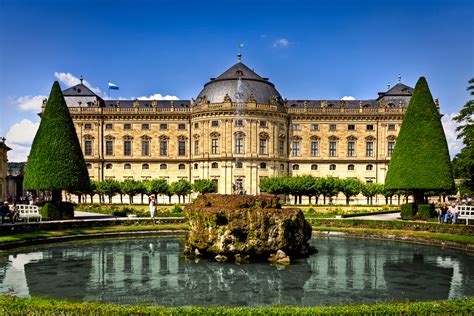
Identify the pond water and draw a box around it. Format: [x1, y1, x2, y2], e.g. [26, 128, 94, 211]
[0, 236, 472, 306]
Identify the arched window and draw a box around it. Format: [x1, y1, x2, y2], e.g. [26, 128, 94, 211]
[124, 163, 131, 170]
[142, 163, 149, 170]
[211, 162, 218, 169]
[292, 164, 299, 170]
[235, 161, 243, 168]
[160, 163, 167, 170]
[194, 163, 198, 170]
[348, 164, 355, 170]
[260, 162, 267, 169]
[178, 164, 186, 170]
[105, 163, 113, 169]
[311, 164, 318, 170]
[280, 164, 285, 170]
[329, 164, 336, 170]
[366, 164, 374, 171]
[86, 163, 92, 169]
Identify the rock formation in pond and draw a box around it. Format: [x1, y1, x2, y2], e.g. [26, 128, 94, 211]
[184, 194, 315, 264]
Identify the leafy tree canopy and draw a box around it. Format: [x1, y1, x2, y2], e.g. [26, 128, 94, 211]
[192, 179, 217, 194]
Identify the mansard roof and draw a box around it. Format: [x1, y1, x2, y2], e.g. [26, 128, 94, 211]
[62, 83, 98, 97]
[103, 100, 191, 108]
[286, 100, 379, 109]
[377, 83, 413, 99]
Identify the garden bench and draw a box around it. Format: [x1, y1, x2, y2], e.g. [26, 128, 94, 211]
[16, 204, 42, 222]
[457, 206, 474, 225]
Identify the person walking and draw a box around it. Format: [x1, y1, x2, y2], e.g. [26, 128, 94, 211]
[438, 202, 449, 223]
[149, 196, 156, 218]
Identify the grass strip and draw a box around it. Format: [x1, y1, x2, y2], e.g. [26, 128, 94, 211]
[0, 224, 188, 244]
[0, 296, 472, 315]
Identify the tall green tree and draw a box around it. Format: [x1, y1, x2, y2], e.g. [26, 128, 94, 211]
[320, 176, 340, 204]
[121, 180, 142, 204]
[385, 77, 454, 204]
[339, 178, 362, 205]
[361, 183, 381, 205]
[101, 179, 121, 203]
[23, 81, 90, 205]
[452, 78, 474, 195]
[146, 178, 170, 200]
[192, 179, 218, 194]
[170, 180, 192, 203]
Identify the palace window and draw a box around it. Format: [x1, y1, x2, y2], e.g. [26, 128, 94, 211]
[141, 139, 150, 156]
[236, 161, 243, 168]
[142, 123, 150, 130]
[86, 163, 92, 169]
[366, 124, 374, 131]
[235, 134, 244, 154]
[194, 140, 199, 155]
[329, 124, 337, 131]
[159, 140, 168, 156]
[160, 123, 168, 130]
[348, 124, 355, 130]
[105, 140, 113, 156]
[347, 141, 355, 157]
[279, 140, 285, 156]
[105, 123, 113, 130]
[348, 164, 355, 171]
[329, 164, 336, 170]
[178, 140, 186, 156]
[292, 164, 300, 170]
[160, 164, 167, 170]
[105, 163, 113, 169]
[235, 119, 244, 127]
[142, 163, 149, 170]
[292, 140, 300, 156]
[259, 120, 267, 128]
[124, 163, 131, 170]
[211, 162, 218, 169]
[124, 123, 131, 130]
[280, 164, 285, 171]
[388, 124, 396, 131]
[259, 138, 267, 155]
[311, 164, 318, 171]
[329, 141, 337, 157]
[311, 123, 319, 131]
[178, 123, 186, 130]
[211, 120, 219, 127]
[211, 138, 219, 154]
[292, 124, 300, 131]
[366, 141, 374, 157]
[194, 122, 199, 129]
[260, 162, 267, 169]
[124, 140, 132, 156]
[366, 164, 374, 171]
[84, 123, 92, 130]
[84, 140, 93, 156]
[179, 164, 186, 170]
[311, 141, 319, 157]
[194, 163, 198, 170]
[388, 141, 395, 156]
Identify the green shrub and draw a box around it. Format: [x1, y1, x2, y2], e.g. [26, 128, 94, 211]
[416, 204, 437, 220]
[58, 202, 74, 219]
[40, 203, 62, 220]
[172, 204, 183, 213]
[400, 203, 417, 220]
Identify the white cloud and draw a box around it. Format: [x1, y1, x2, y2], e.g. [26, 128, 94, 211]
[137, 94, 179, 101]
[341, 96, 355, 100]
[272, 38, 289, 48]
[441, 112, 463, 158]
[11, 95, 47, 112]
[5, 119, 40, 162]
[54, 72, 104, 96]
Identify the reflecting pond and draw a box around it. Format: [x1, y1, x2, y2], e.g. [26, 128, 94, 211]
[0, 237, 472, 306]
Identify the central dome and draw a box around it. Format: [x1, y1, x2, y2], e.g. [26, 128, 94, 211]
[196, 62, 283, 106]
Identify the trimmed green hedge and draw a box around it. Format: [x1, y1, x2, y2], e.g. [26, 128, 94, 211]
[0, 296, 472, 315]
[40, 203, 62, 220]
[417, 204, 437, 220]
[401, 203, 417, 220]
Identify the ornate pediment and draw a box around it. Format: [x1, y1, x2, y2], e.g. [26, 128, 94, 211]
[365, 135, 376, 141]
[259, 132, 269, 139]
[210, 132, 220, 138]
[310, 135, 320, 141]
[177, 135, 188, 141]
[328, 135, 339, 141]
[123, 135, 133, 140]
[159, 135, 169, 141]
[141, 135, 151, 140]
[387, 135, 397, 141]
[347, 135, 358, 141]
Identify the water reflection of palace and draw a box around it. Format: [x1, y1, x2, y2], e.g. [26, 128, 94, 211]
[0, 237, 472, 306]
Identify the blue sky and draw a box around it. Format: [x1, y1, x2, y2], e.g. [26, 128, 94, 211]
[1, 0, 473, 161]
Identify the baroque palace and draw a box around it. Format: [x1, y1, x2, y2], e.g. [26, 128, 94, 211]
[48, 57, 427, 196]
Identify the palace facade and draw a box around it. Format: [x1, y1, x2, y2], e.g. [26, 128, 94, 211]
[0, 138, 11, 201]
[49, 59, 429, 195]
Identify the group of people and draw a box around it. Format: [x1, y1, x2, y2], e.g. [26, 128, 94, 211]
[438, 202, 459, 224]
[0, 201, 18, 224]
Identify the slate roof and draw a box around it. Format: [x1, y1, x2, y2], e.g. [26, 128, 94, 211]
[103, 100, 191, 108]
[286, 100, 379, 108]
[377, 83, 413, 99]
[62, 84, 98, 97]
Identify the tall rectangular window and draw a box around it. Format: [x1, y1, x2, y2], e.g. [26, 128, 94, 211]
[329, 124, 337, 131]
[85, 140, 92, 156]
[292, 124, 300, 131]
[141, 140, 150, 156]
[311, 142, 318, 156]
[259, 138, 267, 154]
[292, 141, 300, 156]
[160, 141, 168, 156]
[347, 141, 355, 157]
[311, 124, 319, 131]
[178, 140, 186, 156]
[105, 140, 113, 156]
[279, 140, 285, 156]
[366, 142, 374, 157]
[235, 119, 243, 127]
[160, 123, 168, 130]
[235, 136, 244, 154]
[194, 140, 199, 155]
[124, 140, 132, 156]
[178, 123, 186, 130]
[329, 141, 337, 157]
[388, 141, 395, 156]
[211, 138, 219, 154]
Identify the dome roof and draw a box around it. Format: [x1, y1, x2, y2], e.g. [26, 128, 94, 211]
[196, 62, 283, 106]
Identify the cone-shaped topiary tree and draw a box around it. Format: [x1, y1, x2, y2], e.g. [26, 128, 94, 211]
[385, 77, 454, 205]
[24, 81, 90, 205]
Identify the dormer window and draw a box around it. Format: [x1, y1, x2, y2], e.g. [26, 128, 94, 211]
[235, 70, 244, 76]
